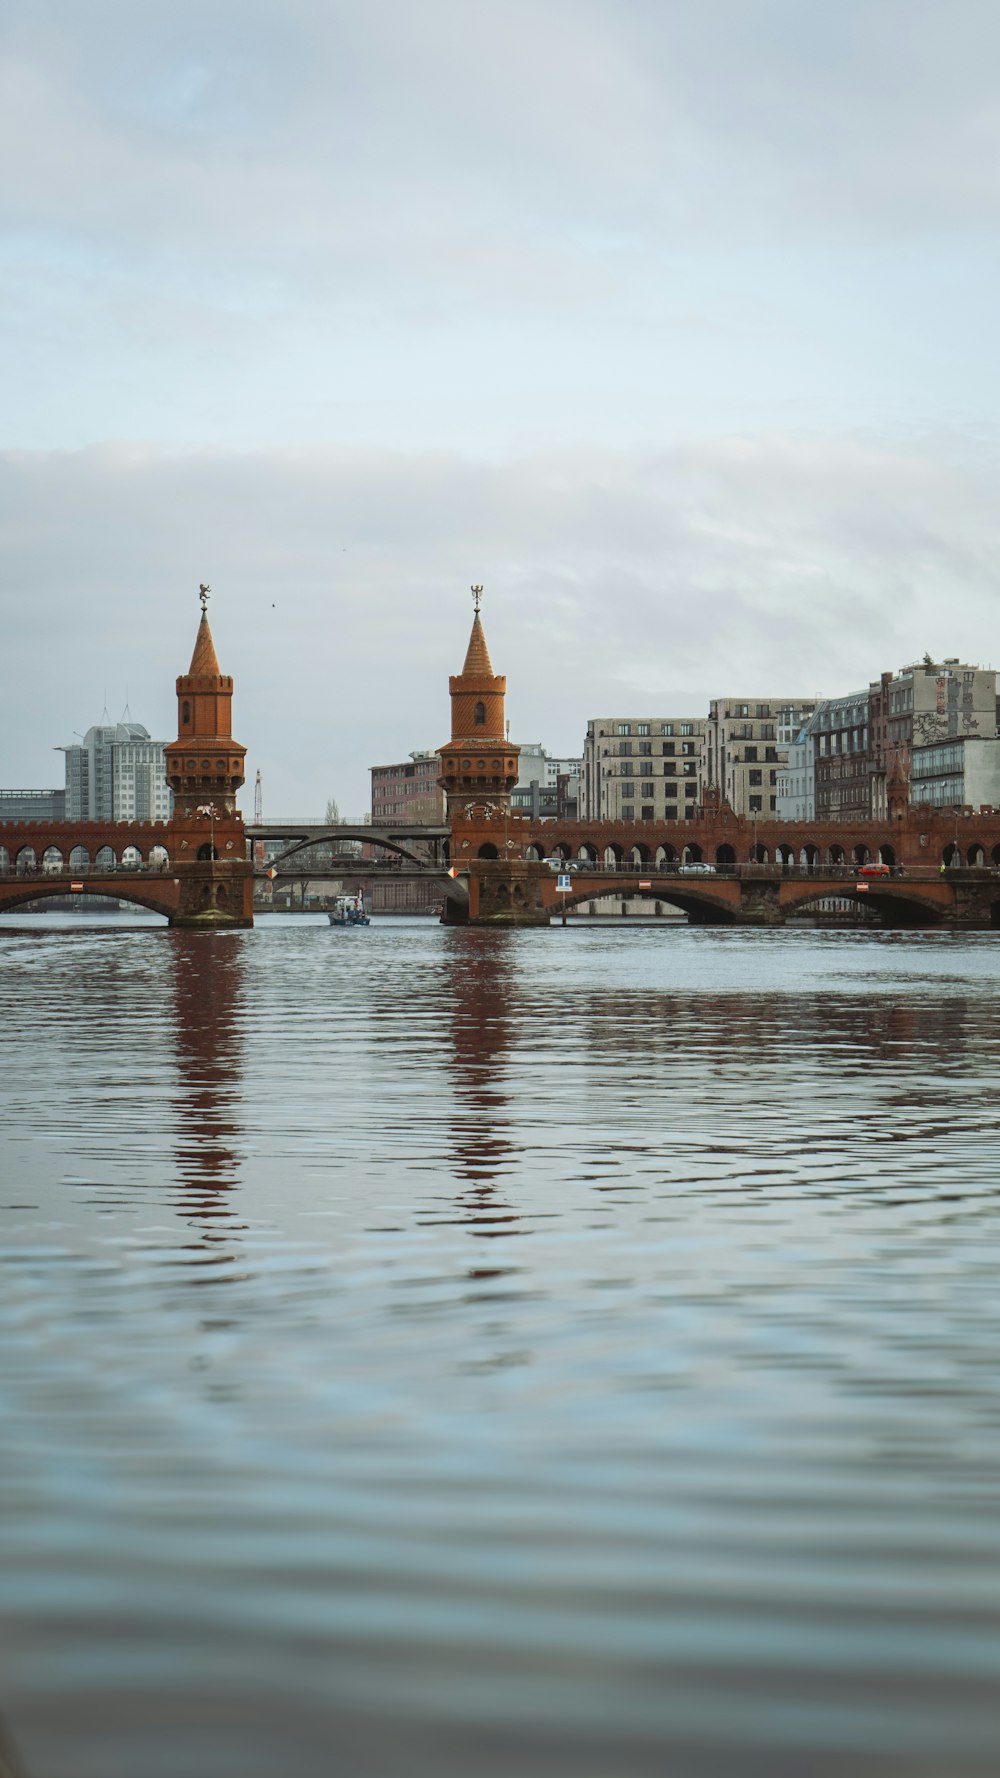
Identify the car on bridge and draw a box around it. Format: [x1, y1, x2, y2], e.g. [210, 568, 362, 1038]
[858, 862, 892, 878]
[678, 861, 716, 875]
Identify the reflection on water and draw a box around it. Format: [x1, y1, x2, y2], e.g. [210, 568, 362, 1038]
[1, 917, 1000, 1777]
[169, 933, 247, 1270]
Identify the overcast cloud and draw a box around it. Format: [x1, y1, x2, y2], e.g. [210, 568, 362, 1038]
[2, 1, 999, 814]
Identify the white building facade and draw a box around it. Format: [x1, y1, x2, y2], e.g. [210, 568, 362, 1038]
[582, 717, 706, 822]
[58, 722, 172, 821]
[705, 698, 818, 819]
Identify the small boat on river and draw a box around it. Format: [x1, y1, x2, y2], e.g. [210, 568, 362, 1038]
[329, 894, 370, 928]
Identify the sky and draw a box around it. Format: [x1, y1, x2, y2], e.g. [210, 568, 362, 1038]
[2, 0, 999, 817]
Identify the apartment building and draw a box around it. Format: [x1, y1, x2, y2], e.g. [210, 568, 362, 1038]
[811, 690, 873, 821]
[705, 698, 817, 819]
[868, 660, 997, 817]
[582, 717, 706, 821]
[370, 750, 446, 824]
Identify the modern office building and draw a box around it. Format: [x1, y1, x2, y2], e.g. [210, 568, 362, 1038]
[511, 744, 582, 819]
[0, 788, 66, 820]
[910, 736, 1000, 811]
[582, 717, 706, 821]
[57, 721, 172, 821]
[774, 723, 817, 821]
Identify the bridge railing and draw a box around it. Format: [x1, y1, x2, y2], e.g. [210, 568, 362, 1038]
[473, 861, 997, 880]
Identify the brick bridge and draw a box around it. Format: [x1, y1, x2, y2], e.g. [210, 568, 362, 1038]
[443, 807, 1000, 928]
[6, 592, 1000, 931]
[0, 813, 253, 924]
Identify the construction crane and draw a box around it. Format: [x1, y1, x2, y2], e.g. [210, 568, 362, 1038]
[253, 771, 265, 868]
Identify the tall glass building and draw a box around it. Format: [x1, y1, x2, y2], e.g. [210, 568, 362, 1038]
[57, 722, 173, 821]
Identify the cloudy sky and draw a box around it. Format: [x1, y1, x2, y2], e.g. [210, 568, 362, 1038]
[2, 0, 999, 816]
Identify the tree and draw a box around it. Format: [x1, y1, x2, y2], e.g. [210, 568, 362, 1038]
[325, 796, 340, 826]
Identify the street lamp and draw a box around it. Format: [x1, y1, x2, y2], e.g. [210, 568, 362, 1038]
[197, 803, 218, 861]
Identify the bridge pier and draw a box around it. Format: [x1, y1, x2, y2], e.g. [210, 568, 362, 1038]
[737, 880, 786, 925]
[448, 862, 549, 926]
[170, 861, 254, 929]
[945, 881, 1000, 929]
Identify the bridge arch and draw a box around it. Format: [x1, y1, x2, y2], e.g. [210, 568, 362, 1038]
[828, 843, 846, 866]
[260, 830, 436, 871]
[555, 882, 736, 924]
[749, 843, 768, 863]
[629, 843, 651, 866]
[716, 843, 736, 866]
[681, 843, 702, 864]
[656, 843, 678, 866]
[968, 842, 985, 867]
[525, 843, 543, 862]
[69, 845, 90, 870]
[15, 846, 37, 873]
[577, 843, 599, 864]
[42, 846, 64, 872]
[95, 845, 117, 869]
[852, 842, 871, 866]
[478, 842, 499, 859]
[782, 880, 946, 928]
[879, 843, 896, 867]
[603, 843, 624, 867]
[0, 878, 175, 921]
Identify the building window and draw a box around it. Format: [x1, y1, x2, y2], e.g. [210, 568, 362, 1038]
[748, 769, 762, 785]
[619, 741, 632, 756]
[637, 723, 650, 736]
[684, 783, 697, 798]
[662, 742, 675, 756]
[680, 722, 693, 737]
[756, 705, 769, 718]
[744, 745, 758, 762]
[641, 805, 654, 820]
[638, 741, 652, 756]
[617, 724, 631, 736]
[681, 741, 695, 756]
[664, 763, 676, 776]
[661, 723, 674, 737]
[641, 780, 654, 796]
[749, 795, 763, 812]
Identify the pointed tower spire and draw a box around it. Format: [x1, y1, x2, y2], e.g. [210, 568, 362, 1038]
[438, 586, 520, 819]
[165, 584, 247, 818]
[189, 586, 222, 675]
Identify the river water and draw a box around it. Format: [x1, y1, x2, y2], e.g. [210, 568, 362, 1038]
[1, 911, 999, 1777]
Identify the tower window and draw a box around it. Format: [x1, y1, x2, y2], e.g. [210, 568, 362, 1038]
[474, 702, 486, 726]
[182, 702, 190, 725]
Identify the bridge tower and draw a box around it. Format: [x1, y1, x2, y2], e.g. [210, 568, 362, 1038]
[164, 586, 253, 927]
[438, 587, 520, 820]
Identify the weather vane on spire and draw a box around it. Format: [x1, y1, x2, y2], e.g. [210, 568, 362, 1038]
[471, 584, 483, 615]
[199, 582, 211, 615]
